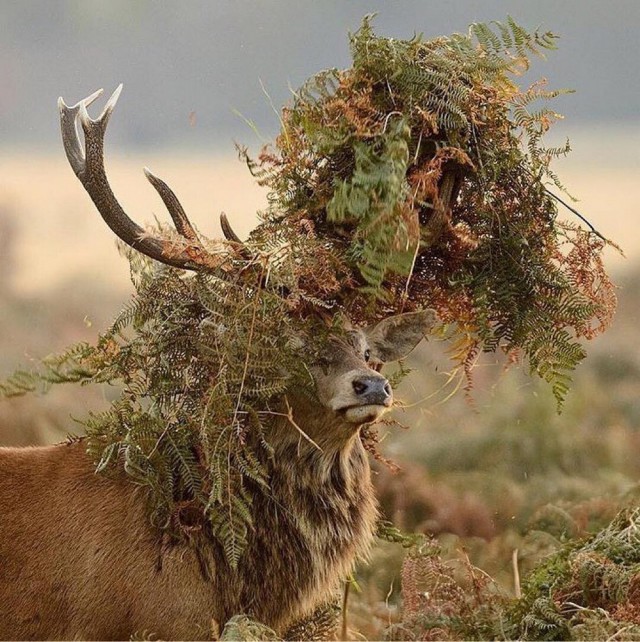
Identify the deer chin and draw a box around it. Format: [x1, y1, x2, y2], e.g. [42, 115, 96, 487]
[343, 404, 389, 425]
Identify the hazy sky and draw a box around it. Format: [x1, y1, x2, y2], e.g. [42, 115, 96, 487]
[1, 0, 639, 150]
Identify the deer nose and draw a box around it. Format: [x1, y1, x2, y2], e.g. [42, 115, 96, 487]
[352, 376, 392, 406]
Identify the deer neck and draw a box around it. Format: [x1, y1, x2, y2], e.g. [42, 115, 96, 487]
[265, 392, 365, 475]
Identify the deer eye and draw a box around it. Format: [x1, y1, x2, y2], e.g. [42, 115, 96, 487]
[364, 349, 371, 363]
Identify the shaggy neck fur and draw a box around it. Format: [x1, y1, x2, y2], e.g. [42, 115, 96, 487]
[211, 396, 379, 633]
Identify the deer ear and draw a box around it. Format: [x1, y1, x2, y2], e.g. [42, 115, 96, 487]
[365, 309, 437, 363]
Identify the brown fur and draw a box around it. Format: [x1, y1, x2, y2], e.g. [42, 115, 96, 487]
[0, 312, 434, 640]
[0, 418, 376, 639]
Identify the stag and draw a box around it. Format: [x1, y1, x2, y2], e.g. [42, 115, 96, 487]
[0, 87, 436, 640]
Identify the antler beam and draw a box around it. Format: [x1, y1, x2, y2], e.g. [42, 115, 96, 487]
[58, 85, 236, 271]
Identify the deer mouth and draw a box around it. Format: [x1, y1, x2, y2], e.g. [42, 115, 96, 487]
[341, 403, 390, 425]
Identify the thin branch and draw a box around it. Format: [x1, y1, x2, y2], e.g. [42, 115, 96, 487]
[524, 167, 606, 241]
[231, 267, 266, 431]
[512, 548, 522, 599]
[544, 187, 606, 241]
[263, 399, 324, 453]
[341, 580, 350, 640]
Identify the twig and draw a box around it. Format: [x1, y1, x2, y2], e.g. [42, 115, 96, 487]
[341, 580, 350, 640]
[524, 167, 607, 241]
[381, 110, 403, 134]
[231, 265, 267, 431]
[543, 187, 606, 241]
[260, 78, 290, 148]
[147, 425, 169, 459]
[512, 548, 522, 599]
[402, 239, 421, 308]
[395, 366, 463, 409]
[264, 399, 323, 453]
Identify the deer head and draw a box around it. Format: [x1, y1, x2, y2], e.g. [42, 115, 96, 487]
[312, 310, 436, 425]
[58, 87, 437, 441]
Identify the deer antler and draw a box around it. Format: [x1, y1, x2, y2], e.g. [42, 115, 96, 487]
[220, 212, 242, 244]
[58, 85, 229, 271]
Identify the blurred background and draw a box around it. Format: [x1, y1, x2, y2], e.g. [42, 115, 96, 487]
[1, 1, 638, 635]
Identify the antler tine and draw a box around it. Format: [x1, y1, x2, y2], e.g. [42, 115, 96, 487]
[220, 212, 242, 243]
[58, 88, 104, 176]
[220, 212, 255, 261]
[144, 168, 199, 243]
[58, 85, 210, 271]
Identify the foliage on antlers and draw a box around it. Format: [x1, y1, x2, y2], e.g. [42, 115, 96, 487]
[241, 16, 618, 405]
[57, 16, 619, 408]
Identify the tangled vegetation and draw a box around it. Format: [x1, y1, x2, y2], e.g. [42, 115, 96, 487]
[0, 250, 328, 567]
[0, 17, 617, 581]
[358, 507, 640, 641]
[510, 508, 640, 640]
[244, 15, 617, 405]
